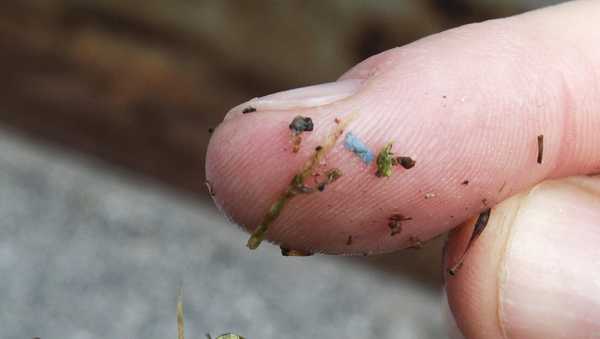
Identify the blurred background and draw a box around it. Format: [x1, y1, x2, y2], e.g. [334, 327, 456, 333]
[0, 1, 563, 338]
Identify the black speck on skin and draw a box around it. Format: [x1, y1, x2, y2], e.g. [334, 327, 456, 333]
[315, 145, 323, 151]
[208, 127, 214, 134]
[289, 116, 314, 134]
[242, 106, 256, 114]
[461, 180, 469, 185]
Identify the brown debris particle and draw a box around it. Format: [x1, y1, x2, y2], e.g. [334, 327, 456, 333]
[407, 236, 423, 250]
[315, 168, 343, 192]
[424, 192, 436, 199]
[205, 180, 215, 197]
[281, 246, 313, 256]
[396, 156, 416, 169]
[334, 117, 341, 124]
[482, 198, 488, 207]
[208, 127, 215, 134]
[388, 214, 412, 236]
[242, 106, 256, 114]
[448, 208, 492, 276]
[315, 145, 323, 151]
[461, 180, 469, 185]
[537, 134, 544, 164]
[346, 235, 353, 246]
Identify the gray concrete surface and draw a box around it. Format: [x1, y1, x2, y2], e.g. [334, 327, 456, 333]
[0, 128, 447, 339]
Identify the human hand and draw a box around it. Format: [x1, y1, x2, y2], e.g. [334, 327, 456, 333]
[206, 1, 600, 337]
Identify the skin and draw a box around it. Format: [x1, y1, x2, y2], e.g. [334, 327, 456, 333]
[206, 1, 600, 337]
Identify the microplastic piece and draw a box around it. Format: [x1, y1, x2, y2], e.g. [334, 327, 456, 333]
[344, 132, 374, 165]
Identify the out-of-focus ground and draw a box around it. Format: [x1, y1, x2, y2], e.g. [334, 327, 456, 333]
[0, 1, 564, 338]
[0, 128, 446, 338]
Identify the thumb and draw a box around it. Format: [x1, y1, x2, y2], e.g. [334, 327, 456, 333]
[445, 175, 600, 339]
[206, 0, 600, 254]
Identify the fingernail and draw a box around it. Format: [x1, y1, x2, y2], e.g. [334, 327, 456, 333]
[499, 180, 600, 338]
[227, 79, 363, 115]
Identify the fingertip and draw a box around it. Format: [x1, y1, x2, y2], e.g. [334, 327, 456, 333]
[446, 177, 600, 339]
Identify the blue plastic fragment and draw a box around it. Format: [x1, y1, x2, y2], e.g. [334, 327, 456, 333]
[344, 132, 374, 165]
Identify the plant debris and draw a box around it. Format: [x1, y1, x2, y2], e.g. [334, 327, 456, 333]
[177, 288, 185, 339]
[247, 113, 357, 249]
[205, 180, 216, 197]
[395, 156, 416, 169]
[537, 134, 544, 164]
[289, 116, 314, 153]
[461, 180, 469, 185]
[242, 106, 256, 114]
[344, 132, 374, 165]
[388, 214, 412, 236]
[376, 143, 395, 177]
[375, 143, 415, 176]
[448, 208, 492, 276]
[316, 168, 343, 192]
[280, 246, 314, 256]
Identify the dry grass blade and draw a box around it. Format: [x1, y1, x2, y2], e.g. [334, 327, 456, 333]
[177, 288, 185, 339]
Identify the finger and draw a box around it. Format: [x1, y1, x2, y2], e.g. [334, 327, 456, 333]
[445, 176, 600, 339]
[206, 1, 600, 254]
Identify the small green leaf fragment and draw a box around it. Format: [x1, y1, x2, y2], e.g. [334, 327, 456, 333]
[376, 143, 395, 177]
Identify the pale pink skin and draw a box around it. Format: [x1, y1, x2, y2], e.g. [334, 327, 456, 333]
[206, 1, 600, 338]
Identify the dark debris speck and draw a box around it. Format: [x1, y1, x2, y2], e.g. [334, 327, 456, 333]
[397, 156, 416, 169]
[242, 106, 256, 114]
[289, 116, 314, 135]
